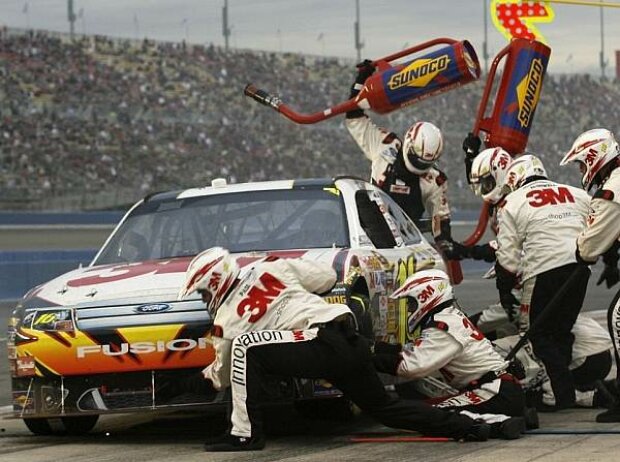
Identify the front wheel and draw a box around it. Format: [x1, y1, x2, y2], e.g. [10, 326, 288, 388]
[23, 415, 99, 435]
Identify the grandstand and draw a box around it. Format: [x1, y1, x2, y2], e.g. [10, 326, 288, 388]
[1, 27, 620, 211]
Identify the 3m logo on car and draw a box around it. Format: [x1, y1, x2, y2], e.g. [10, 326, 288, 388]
[133, 303, 172, 314]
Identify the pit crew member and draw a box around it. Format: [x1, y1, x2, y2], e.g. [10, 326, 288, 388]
[495, 155, 591, 411]
[561, 128, 620, 422]
[177, 247, 494, 451]
[345, 60, 456, 258]
[373, 269, 526, 438]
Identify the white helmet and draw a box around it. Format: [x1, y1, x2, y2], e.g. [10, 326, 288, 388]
[389, 269, 453, 331]
[402, 122, 444, 174]
[469, 147, 513, 204]
[501, 154, 547, 193]
[560, 128, 620, 191]
[178, 246, 240, 314]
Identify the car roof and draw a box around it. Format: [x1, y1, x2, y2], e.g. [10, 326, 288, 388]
[144, 176, 365, 204]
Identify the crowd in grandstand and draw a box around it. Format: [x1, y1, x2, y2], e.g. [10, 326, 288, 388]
[1, 27, 620, 210]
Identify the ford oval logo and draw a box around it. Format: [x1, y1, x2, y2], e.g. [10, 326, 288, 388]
[134, 303, 172, 314]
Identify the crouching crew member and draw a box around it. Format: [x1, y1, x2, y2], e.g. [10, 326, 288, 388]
[373, 269, 526, 438]
[177, 248, 494, 452]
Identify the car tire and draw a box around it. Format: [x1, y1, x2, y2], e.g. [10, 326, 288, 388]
[349, 292, 374, 340]
[23, 415, 99, 435]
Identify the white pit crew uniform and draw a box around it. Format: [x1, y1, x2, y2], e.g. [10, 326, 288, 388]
[495, 178, 591, 408]
[388, 305, 525, 418]
[204, 257, 485, 440]
[576, 168, 620, 394]
[345, 115, 451, 240]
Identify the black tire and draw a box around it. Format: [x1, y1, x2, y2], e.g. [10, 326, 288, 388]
[23, 415, 99, 435]
[349, 292, 374, 340]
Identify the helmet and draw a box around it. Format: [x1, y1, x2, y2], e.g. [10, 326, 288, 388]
[402, 122, 444, 174]
[560, 128, 620, 191]
[177, 246, 240, 314]
[469, 147, 513, 204]
[389, 269, 453, 331]
[501, 154, 547, 193]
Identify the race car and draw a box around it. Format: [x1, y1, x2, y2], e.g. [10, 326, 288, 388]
[7, 176, 445, 434]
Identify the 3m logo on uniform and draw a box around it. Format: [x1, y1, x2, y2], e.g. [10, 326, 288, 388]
[526, 187, 575, 208]
[237, 272, 286, 322]
[388, 55, 450, 90]
[516, 58, 544, 128]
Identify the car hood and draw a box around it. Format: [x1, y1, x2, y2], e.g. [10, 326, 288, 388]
[23, 248, 342, 308]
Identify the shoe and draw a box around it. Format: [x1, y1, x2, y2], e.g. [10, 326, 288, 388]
[524, 407, 540, 430]
[459, 422, 490, 442]
[596, 406, 620, 423]
[490, 417, 526, 440]
[204, 434, 266, 452]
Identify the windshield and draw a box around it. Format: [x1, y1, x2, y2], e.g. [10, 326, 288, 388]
[93, 188, 349, 265]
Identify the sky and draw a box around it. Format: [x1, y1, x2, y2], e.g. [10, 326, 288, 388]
[1, 0, 619, 75]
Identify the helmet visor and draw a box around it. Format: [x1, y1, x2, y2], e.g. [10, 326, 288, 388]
[405, 296, 420, 332]
[479, 174, 497, 196]
[406, 153, 434, 172]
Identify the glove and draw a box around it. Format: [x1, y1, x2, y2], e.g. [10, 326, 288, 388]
[462, 132, 482, 159]
[373, 341, 403, 355]
[470, 244, 496, 263]
[349, 59, 376, 99]
[597, 263, 620, 289]
[495, 263, 519, 321]
[372, 352, 403, 376]
[436, 239, 463, 261]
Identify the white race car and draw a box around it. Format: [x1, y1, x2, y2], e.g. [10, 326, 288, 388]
[7, 176, 446, 434]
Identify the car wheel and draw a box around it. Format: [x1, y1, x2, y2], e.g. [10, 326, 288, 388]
[23, 415, 99, 435]
[349, 292, 374, 340]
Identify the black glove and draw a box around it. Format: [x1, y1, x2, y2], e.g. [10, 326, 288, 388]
[463, 132, 482, 184]
[373, 341, 403, 355]
[495, 263, 519, 322]
[436, 239, 463, 261]
[372, 352, 403, 376]
[462, 132, 482, 159]
[349, 59, 376, 99]
[470, 244, 496, 262]
[441, 240, 470, 260]
[598, 264, 620, 289]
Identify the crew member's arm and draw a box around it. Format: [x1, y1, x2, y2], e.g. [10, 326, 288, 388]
[202, 334, 232, 390]
[494, 206, 523, 316]
[577, 191, 620, 288]
[420, 169, 451, 241]
[577, 192, 620, 263]
[396, 328, 462, 380]
[280, 258, 337, 294]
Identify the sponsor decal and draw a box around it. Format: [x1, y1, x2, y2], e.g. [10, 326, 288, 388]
[231, 331, 285, 386]
[323, 295, 347, 304]
[389, 184, 411, 195]
[16, 356, 36, 377]
[237, 272, 286, 323]
[76, 337, 209, 358]
[388, 55, 450, 90]
[516, 58, 544, 128]
[134, 303, 172, 314]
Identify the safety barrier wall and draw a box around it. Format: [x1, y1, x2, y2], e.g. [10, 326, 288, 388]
[0, 250, 97, 301]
